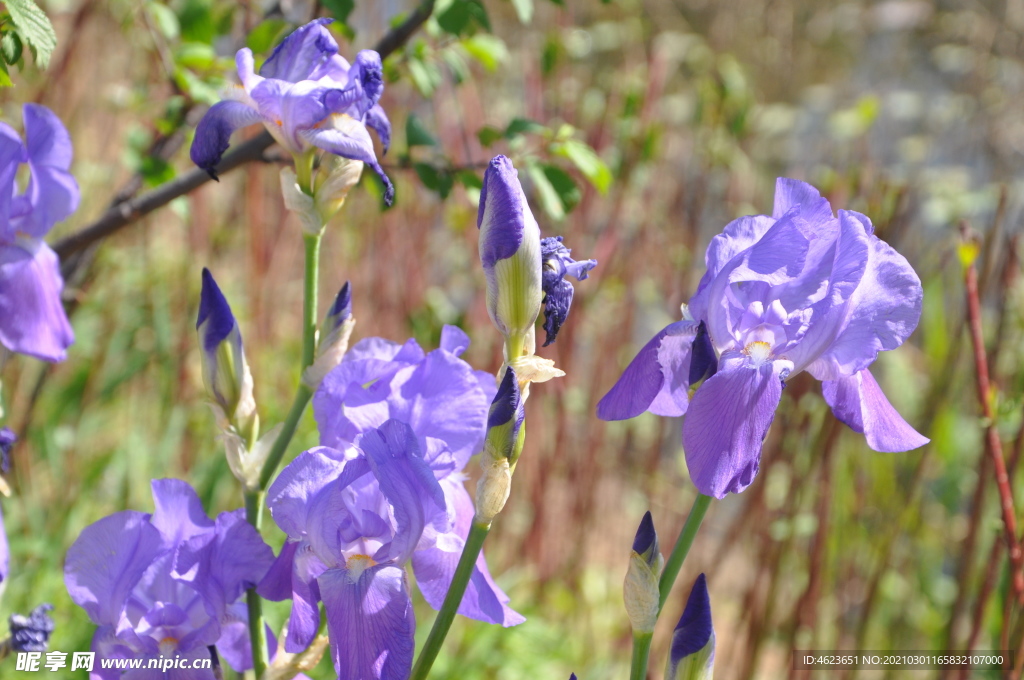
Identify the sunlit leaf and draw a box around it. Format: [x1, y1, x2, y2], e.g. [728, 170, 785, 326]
[5, 0, 57, 68]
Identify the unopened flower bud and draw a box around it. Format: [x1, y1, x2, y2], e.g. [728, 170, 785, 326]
[478, 156, 543, 356]
[223, 422, 282, 493]
[666, 574, 715, 680]
[484, 367, 525, 462]
[197, 269, 255, 433]
[624, 511, 664, 634]
[304, 282, 356, 390]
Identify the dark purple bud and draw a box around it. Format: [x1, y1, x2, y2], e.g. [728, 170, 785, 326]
[540, 236, 597, 346]
[0, 428, 15, 474]
[9, 604, 55, 652]
[667, 574, 715, 680]
[197, 269, 237, 351]
[485, 368, 525, 461]
[632, 511, 659, 567]
[325, 281, 352, 332]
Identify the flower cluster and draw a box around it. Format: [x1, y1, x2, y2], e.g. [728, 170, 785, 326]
[0, 104, 78, 363]
[190, 18, 393, 205]
[259, 328, 523, 678]
[64, 479, 275, 678]
[599, 178, 927, 498]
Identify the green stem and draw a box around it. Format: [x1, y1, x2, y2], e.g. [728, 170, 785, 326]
[244, 492, 269, 677]
[410, 521, 491, 680]
[630, 632, 653, 680]
[658, 493, 713, 611]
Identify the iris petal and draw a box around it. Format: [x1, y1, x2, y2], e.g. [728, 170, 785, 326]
[0, 241, 74, 361]
[189, 101, 265, 177]
[822, 368, 929, 452]
[302, 117, 394, 205]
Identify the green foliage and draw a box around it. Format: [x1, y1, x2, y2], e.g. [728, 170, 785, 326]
[437, 0, 491, 36]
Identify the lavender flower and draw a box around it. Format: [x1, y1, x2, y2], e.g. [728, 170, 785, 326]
[190, 18, 393, 204]
[0, 104, 79, 362]
[64, 479, 275, 679]
[598, 179, 927, 498]
[478, 156, 596, 356]
[259, 327, 523, 671]
[666, 574, 714, 680]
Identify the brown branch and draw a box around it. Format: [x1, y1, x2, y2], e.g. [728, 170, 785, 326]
[53, 0, 437, 261]
[964, 239, 1024, 604]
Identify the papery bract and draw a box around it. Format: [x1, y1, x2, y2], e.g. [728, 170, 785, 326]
[598, 179, 927, 498]
[0, 104, 78, 362]
[64, 479, 274, 680]
[190, 18, 394, 204]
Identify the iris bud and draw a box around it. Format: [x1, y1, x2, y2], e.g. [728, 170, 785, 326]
[304, 282, 356, 390]
[623, 511, 664, 634]
[666, 574, 715, 680]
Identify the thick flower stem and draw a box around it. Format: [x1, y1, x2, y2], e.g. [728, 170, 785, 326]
[629, 632, 653, 680]
[658, 493, 713, 610]
[244, 491, 269, 678]
[410, 521, 491, 680]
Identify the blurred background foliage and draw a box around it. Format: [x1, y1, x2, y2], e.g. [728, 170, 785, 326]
[3, 0, 1024, 677]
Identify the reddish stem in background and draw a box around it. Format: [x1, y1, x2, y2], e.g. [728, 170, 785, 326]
[964, 258, 1024, 604]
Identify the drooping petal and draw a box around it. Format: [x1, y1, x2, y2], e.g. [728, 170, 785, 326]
[0, 122, 26, 241]
[64, 511, 164, 625]
[214, 602, 255, 672]
[259, 18, 338, 83]
[0, 240, 74, 362]
[149, 478, 215, 548]
[682, 352, 789, 498]
[189, 101, 265, 178]
[822, 368, 929, 452]
[411, 477, 524, 626]
[16, 103, 79, 238]
[301, 115, 393, 205]
[359, 420, 446, 563]
[365, 103, 391, 153]
[318, 564, 415, 680]
[811, 210, 924, 377]
[597, 320, 700, 420]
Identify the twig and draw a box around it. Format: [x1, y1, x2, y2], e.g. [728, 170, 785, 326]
[964, 246, 1024, 604]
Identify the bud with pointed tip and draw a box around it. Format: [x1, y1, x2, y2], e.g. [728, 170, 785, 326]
[476, 367, 524, 524]
[478, 156, 543, 359]
[666, 574, 715, 680]
[304, 281, 356, 390]
[624, 511, 664, 634]
[196, 269, 255, 435]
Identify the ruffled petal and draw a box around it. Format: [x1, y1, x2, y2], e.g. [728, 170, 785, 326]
[189, 101, 265, 177]
[301, 115, 393, 205]
[682, 352, 789, 498]
[318, 564, 415, 680]
[365, 104, 391, 154]
[771, 177, 833, 225]
[411, 478, 524, 626]
[259, 18, 338, 83]
[0, 240, 74, 362]
[822, 368, 929, 452]
[64, 511, 164, 625]
[359, 421, 446, 563]
[16, 103, 79, 238]
[597, 321, 700, 420]
[811, 210, 924, 378]
[149, 478, 215, 548]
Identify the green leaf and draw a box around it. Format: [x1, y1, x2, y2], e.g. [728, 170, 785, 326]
[510, 0, 533, 23]
[555, 139, 612, 194]
[462, 34, 508, 71]
[246, 18, 288, 54]
[477, 125, 503, 147]
[174, 42, 216, 70]
[5, 0, 57, 68]
[0, 59, 12, 87]
[322, 0, 355, 23]
[541, 163, 580, 213]
[1, 31, 22, 65]
[178, 0, 215, 43]
[457, 169, 483, 190]
[525, 159, 564, 221]
[405, 113, 438, 148]
[407, 56, 443, 97]
[147, 2, 180, 40]
[505, 117, 546, 138]
[414, 162, 454, 199]
[437, 0, 491, 36]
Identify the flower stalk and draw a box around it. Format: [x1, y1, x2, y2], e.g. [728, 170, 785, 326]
[659, 494, 713, 610]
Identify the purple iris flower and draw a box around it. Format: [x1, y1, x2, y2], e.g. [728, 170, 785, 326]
[259, 327, 523, 675]
[64, 479, 275, 679]
[0, 104, 79, 362]
[598, 179, 928, 498]
[190, 18, 393, 204]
